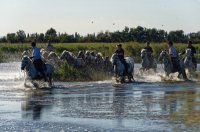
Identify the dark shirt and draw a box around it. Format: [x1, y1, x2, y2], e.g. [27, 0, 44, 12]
[115, 48, 124, 60]
[144, 46, 153, 54]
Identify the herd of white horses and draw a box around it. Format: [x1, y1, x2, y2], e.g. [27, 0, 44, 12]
[21, 48, 197, 86]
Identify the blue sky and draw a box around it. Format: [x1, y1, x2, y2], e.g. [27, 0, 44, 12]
[0, 0, 200, 36]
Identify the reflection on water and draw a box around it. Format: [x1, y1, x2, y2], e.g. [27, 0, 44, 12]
[166, 90, 200, 126]
[14, 81, 200, 131]
[0, 62, 200, 131]
[112, 88, 126, 127]
[21, 90, 54, 120]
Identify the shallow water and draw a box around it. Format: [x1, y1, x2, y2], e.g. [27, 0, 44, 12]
[0, 62, 200, 131]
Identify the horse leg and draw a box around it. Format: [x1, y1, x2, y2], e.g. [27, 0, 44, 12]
[48, 75, 52, 87]
[177, 73, 181, 79]
[181, 68, 188, 80]
[120, 77, 125, 83]
[131, 74, 135, 82]
[115, 73, 119, 82]
[128, 74, 134, 83]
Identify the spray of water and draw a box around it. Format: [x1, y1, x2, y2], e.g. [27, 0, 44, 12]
[0, 62, 24, 89]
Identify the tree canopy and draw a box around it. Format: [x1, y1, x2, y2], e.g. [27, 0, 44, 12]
[1, 27, 200, 43]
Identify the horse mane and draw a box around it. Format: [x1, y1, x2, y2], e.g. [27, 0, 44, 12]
[22, 55, 30, 60]
[141, 49, 147, 53]
[48, 51, 58, 59]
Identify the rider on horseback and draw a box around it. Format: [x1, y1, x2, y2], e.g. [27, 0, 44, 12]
[168, 41, 181, 72]
[30, 42, 47, 81]
[144, 42, 154, 67]
[115, 44, 128, 75]
[168, 41, 188, 80]
[181, 41, 197, 70]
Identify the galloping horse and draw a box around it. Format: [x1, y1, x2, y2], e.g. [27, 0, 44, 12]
[60, 50, 85, 67]
[110, 53, 134, 83]
[158, 51, 187, 80]
[21, 56, 54, 87]
[184, 48, 196, 77]
[140, 49, 157, 72]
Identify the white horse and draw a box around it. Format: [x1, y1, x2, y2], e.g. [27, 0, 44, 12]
[184, 48, 196, 77]
[84, 50, 96, 65]
[140, 49, 157, 72]
[47, 51, 60, 68]
[77, 51, 85, 60]
[60, 50, 85, 67]
[110, 53, 134, 83]
[158, 51, 187, 80]
[21, 56, 54, 87]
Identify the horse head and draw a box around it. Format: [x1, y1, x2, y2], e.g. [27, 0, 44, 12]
[21, 55, 31, 70]
[186, 48, 192, 57]
[95, 52, 104, 64]
[110, 53, 119, 65]
[60, 50, 76, 64]
[141, 49, 147, 59]
[60, 50, 70, 60]
[158, 50, 167, 62]
[90, 51, 95, 57]
[21, 50, 30, 59]
[77, 51, 85, 59]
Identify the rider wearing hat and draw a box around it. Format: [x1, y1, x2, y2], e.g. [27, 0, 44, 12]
[168, 41, 188, 80]
[115, 44, 128, 75]
[30, 42, 47, 81]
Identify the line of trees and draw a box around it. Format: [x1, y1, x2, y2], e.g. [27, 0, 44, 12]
[0, 26, 200, 43]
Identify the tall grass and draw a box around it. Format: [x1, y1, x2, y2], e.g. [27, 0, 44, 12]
[0, 42, 199, 62]
[53, 62, 111, 81]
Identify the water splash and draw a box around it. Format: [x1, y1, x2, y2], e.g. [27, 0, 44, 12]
[0, 62, 24, 81]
